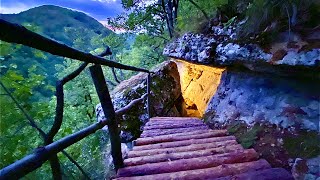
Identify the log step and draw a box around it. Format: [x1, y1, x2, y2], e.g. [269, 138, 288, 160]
[140, 126, 209, 137]
[149, 117, 200, 121]
[118, 149, 259, 177]
[124, 144, 244, 166]
[146, 121, 203, 126]
[128, 140, 238, 158]
[115, 159, 271, 180]
[135, 130, 227, 146]
[133, 136, 236, 151]
[115, 117, 293, 179]
[143, 123, 207, 130]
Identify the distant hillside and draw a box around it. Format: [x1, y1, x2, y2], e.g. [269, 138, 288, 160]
[0, 5, 113, 92]
[1, 5, 112, 50]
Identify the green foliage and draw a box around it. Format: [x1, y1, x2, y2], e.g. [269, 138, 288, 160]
[0, 5, 116, 179]
[1, 5, 113, 89]
[177, 0, 228, 33]
[0, 66, 53, 169]
[238, 125, 262, 149]
[284, 131, 320, 158]
[227, 122, 262, 149]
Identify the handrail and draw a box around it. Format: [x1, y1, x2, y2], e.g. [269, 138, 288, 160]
[0, 19, 153, 179]
[0, 19, 150, 73]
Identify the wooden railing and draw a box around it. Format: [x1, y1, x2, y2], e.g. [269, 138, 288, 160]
[0, 19, 152, 179]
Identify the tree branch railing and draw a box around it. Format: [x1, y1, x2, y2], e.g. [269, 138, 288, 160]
[0, 19, 153, 179]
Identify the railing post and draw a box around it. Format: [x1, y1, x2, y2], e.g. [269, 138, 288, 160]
[147, 73, 151, 119]
[89, 64, 124, 170]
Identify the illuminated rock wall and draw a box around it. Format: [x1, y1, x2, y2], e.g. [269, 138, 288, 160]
[173, 59, 225, 117]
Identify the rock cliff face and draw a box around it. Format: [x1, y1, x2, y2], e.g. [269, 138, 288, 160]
[206, 70, 319, 131]
[164, 29, 320, 79]
[163, 26, 319, 132]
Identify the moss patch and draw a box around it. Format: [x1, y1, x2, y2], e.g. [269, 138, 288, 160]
[283, 131, 320, 159]
[239, 124, 262, 149]
[227, 122, 262, 149]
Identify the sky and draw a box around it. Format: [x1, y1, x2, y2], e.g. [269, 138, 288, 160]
[0, 0, 124, 24]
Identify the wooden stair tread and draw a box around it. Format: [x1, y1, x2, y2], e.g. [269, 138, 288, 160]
[124, 145, 244, 166]
[133, 136, 236, 151]
[135, 130, 227, 146]
[118, 149, 259, 177]
[128, 140, 238, 158]
[115, 160, 271, 180]
[116, 117, 293, 180]
[140, 126, 210, 137]
[149, 117, 200, 121]
[115, 159, 271, 180]
[143, 123, 207, 130]
[145, 121, 204, 125]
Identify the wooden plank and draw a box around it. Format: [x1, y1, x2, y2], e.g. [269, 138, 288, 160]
[149, 117, 200, 121]
[144, 123, 205, 129]
[147, 120, 203, 124]
[145, 121, 204, 126]
[133, 136, 236, 151]
[115, 159, 271, 180]
[141, 126, 209, 137]
[150, 117, 198, 119]
[124, 144, 244, 166]
[117, 149, 259, 177]
[215, 168, 294, 180]
[139, 129, 216, 139]
[135, 130, 227, 145]
[128, 140, 238, 158]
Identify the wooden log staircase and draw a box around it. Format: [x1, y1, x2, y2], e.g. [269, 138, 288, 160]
[115, 117, 293, 180]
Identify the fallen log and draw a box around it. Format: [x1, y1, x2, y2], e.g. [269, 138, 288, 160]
[124, 144, 244, 166]
[128, 140, 238, 158]
[117, 149, 259, 177]
[115, 159, 271, 180]
[215, 168, 294, 180]
[133, 136, 236, 151]
[135, 130, 227, 145]
[141, 126, 209, 137]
